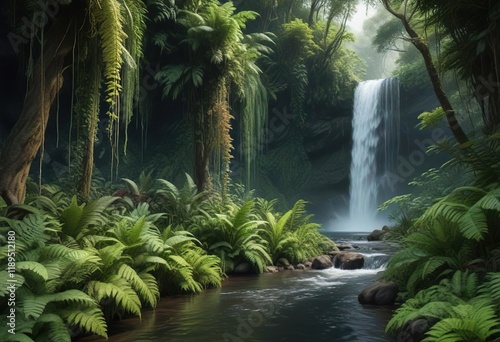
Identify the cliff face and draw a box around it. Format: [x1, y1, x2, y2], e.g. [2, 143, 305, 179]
[249, 83, 447, 225]
[246, 105, 353, 223]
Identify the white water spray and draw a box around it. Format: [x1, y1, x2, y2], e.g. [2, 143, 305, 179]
[348, 78, 399, 230]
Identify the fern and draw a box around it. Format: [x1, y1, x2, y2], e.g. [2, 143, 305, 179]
[478, 272, 500, 302]
[60, 196, 117, 241]
[417, 107, 446, 130]
[16, 261, 49, 281]
[424, 301, 500, 341]
[386, 285, 465, 333]
[63, 307, 108, 338]
[86, 278, 142, 317]
[147, 0, 176, 23]
[22, 289, 96, 320]
[117, 263, 159, 307]
[185, 249, 222, 288]
[32, 313, 70, 342]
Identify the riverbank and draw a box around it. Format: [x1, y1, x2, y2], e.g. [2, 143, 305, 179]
[79, 232, 398, 342]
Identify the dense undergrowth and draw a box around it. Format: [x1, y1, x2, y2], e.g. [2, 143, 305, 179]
[0, 174, 334, 341]
[381, 135, 500, 341]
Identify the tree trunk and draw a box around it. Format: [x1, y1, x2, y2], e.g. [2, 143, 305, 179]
[0, 10, 74, 205]
[193, 117, 211, 192]
[77, 43, 101, 199]
[382, 0, 468, 144]
[79, 108, 98, 199]
[308, 0, 318, 27]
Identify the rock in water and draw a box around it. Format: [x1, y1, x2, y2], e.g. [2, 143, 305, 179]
[233, 263, 253, 275]
[333, 252, 365, 270]
[276, 258, 291, 267]
[336, 243, 352, 250]
[398, 319, 430, 342]
[358, 282, 398, 305]
[311, 255, 333, 270]
[367, 227, 388, 241]
[266, 266, 279, 273]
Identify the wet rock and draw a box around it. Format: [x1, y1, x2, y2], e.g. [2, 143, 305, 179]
[295, 263, 306, 270]
[285, 265, 295, 271]
[336, 243, 352, 250]
[333, 252, 365, 270]
[276, 258, 291, 267]
[397, 319, 430, 342]
[233, 262, 253, 274]
[328, 251, 341, 260]
[266, 266, 279, 273]
[358, 282, 398, 305]
[311, 255, 333, 270]
[303, 261, 313, 268]
[367, 229, 386, 241]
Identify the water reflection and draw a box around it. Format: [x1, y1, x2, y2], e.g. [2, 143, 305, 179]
[80, 234, 397, 342]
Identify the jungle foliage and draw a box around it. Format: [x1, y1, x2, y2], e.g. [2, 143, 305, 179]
[0, 173, 333, 340]
[375, 1, 500, 340]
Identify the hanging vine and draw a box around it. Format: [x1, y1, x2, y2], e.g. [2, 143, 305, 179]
[74, 39, 102, 199]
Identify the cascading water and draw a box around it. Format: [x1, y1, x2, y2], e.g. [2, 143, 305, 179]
[348, 78, 399, 230]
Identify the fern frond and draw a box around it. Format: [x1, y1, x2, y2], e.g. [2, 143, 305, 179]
[86, 277, 142, 317]
[117, 264, 159, 307]
[16, 261, 49, 281]
[63, 307, 108, 338]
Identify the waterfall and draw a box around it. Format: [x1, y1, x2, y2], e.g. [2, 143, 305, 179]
[361, 253, 390, 270]
[348, 78, 399, 230]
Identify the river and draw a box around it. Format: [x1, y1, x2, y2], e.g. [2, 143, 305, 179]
[82, 232, 398, 342]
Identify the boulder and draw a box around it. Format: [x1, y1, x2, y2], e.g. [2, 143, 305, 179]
[285, 265, 295, 271]
[311, 255, 333, 270]
[336, 243, 352, 250]
[358, 282, 398, 305]
[397, 319, 430, 342]
[367, 229, 386, 241]
[276, 258, 291, 267]
[295, 263, 306, 270]
[233, 262, 253, 275]
[303, 261, 313, 268]
[333, 252, 365, 270]
[328, 251, 341, 259]
[266, 266, 279, 273]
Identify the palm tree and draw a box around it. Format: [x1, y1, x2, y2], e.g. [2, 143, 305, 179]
[0, 0, 148, 204]
[155, 1, 265, 193]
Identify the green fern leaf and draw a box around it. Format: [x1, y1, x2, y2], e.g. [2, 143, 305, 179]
[64, 307, 108, 338]
[16, 261, 49, 280]
[117, 264, 159, 307]
[86, 278, 142, 317]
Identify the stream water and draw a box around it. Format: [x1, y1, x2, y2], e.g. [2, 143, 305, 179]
[82, 232, 398, 342]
